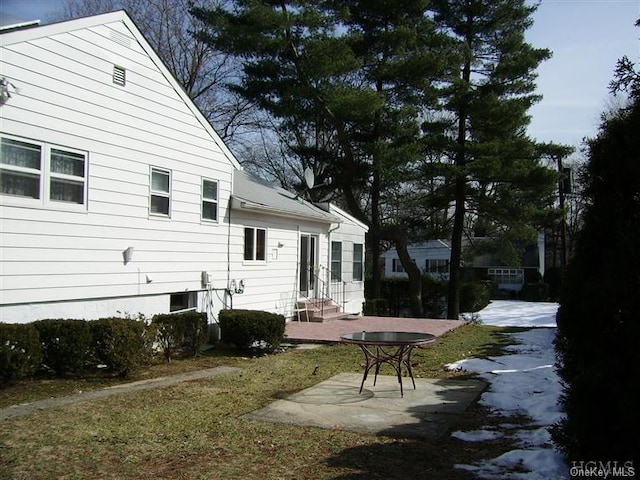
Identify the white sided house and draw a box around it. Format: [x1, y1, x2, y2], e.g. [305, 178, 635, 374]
[0, 11, 367, 324]
[383, 234, 545, 292]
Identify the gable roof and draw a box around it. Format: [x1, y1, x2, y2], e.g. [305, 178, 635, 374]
[0, 10, 241, 170]
[232, 171, 340, 224]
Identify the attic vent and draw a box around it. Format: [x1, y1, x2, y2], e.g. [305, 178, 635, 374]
[110, 30, 131, 47]
[113, 65, 126, 86]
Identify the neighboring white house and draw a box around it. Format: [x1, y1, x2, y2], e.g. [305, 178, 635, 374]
[0, 11, 367, 324]
[383, 234, 545, 292]
[384, 240, 451, 279]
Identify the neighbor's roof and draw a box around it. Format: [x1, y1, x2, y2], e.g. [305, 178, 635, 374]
[231, 171, 341, 224]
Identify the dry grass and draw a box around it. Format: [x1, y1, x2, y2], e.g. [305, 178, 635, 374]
[0, 325, 524, 480]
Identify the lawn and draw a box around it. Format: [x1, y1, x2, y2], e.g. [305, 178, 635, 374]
[0, 324, 524, 480]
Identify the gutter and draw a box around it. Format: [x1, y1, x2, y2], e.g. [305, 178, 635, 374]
[230, 196, 342, 224]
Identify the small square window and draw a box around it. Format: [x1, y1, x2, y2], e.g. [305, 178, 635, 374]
[113, 65, 126, 86]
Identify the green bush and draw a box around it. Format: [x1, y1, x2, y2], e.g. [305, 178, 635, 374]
[0, 323, 42, 384]
[363, 298, 389, 316]
[151, 312, 208, 362]
[519, 282, 550, 302]
[554, 83, 640, 460]
[218, 309, 285, 351]
[91, 318, 147, 377]
[33, 319, 92, 375]
[459, 281, 490, 313]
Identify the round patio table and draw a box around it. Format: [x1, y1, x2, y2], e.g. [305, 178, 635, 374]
[340, 331, 436, 397]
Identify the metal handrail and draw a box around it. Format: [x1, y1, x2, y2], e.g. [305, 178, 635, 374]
[310, 265, 346, 317]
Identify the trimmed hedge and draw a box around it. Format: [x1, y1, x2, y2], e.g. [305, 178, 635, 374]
[33, 319, 93, 375]
[218, 309, 285, 351]
[519, 282, 550, 302]
[151, 312, 208, 362]
[91, 318, 147, 377]
[0, 323, 42, 384]
[366, 277, 489, 318]
[459, 281, 491, 313]
[363, 298, 389, 316]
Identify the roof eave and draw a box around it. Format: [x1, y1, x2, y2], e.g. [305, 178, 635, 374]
[231, 196, 341, 224]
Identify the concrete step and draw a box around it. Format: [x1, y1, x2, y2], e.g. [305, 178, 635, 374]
[299, 299, 343, 322]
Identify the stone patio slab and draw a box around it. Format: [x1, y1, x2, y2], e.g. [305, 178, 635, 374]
[244, 373, 487, 439]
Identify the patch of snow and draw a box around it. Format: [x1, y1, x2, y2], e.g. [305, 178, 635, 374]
[450, 300, 569, 479]
[470, 300, 559, 327]
[456, 448, 568, 480]
[452, 429, 504, 442]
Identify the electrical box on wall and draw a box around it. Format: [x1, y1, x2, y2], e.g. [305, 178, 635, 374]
[201, 271, 212, 287]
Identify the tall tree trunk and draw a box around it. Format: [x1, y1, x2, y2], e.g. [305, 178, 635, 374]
[447, 46, 471, 320]
[395, 236, 424, 317]
[447, 177, 466, 319]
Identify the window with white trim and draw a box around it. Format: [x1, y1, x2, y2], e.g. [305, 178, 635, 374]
[392, 258, 405, 273]
[353, 243, 363, 281]
[1, 136, 87, 207]
[488, 268, 524, 285]
[202, 178, 218, 222]
[244, 227, 266, 261]
[331, 241, 342, 281]
[426, 259, 449, 274]
[170, 292, 197, 312]
[150, 167, 170, 216]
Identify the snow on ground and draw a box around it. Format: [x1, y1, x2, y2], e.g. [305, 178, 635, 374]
[449, 300, 569, 479]
[471, 300, 560, 327]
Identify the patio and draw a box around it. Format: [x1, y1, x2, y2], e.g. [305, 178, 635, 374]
[244, 372, 487, 439]
[284, 315, 466, 344]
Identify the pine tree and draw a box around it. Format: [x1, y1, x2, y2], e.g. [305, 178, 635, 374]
[428, 0, 554, 319]
[194, 0, 449, 312]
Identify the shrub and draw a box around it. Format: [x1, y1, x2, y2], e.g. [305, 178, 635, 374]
[151, 312, 208, 362]
[0, 323, 42, 384]
[519, 282, 550, 302]
[91, 318, 147, 377]
[459, 281, 490, 313]
[33, 319, 92, 375]
[363, 298, 388, 316]
[218, 309, 285, 351]
[553, 86, 640, 460]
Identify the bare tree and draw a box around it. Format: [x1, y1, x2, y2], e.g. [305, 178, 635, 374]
[54, 0, 263, 151]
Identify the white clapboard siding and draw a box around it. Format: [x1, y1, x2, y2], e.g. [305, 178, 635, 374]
[328, 205, 369, 313]
[0, 13, 237, 313]
[226, 210, 331, 314]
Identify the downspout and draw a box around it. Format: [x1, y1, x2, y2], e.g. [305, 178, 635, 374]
[227, 194, 233, 309]
[295, 225, 301, 299]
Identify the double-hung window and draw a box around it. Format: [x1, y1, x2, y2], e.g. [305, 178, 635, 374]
[353, 243, 363, 281]
[392, 259, 405, 273]
[50, 148, 86, 204]
[426, 259, 449, 274]
[244, 227, 266, 261]
[150, 167, 170, 216]
[331, 241, 342, 282]
[1, 136, 87, 208]
[202, 178, 218, 222]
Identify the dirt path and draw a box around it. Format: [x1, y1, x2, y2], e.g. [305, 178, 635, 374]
[0, 366, 240, 421]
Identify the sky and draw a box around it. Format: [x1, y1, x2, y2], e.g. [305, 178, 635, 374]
[1, 0, 639, 152]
